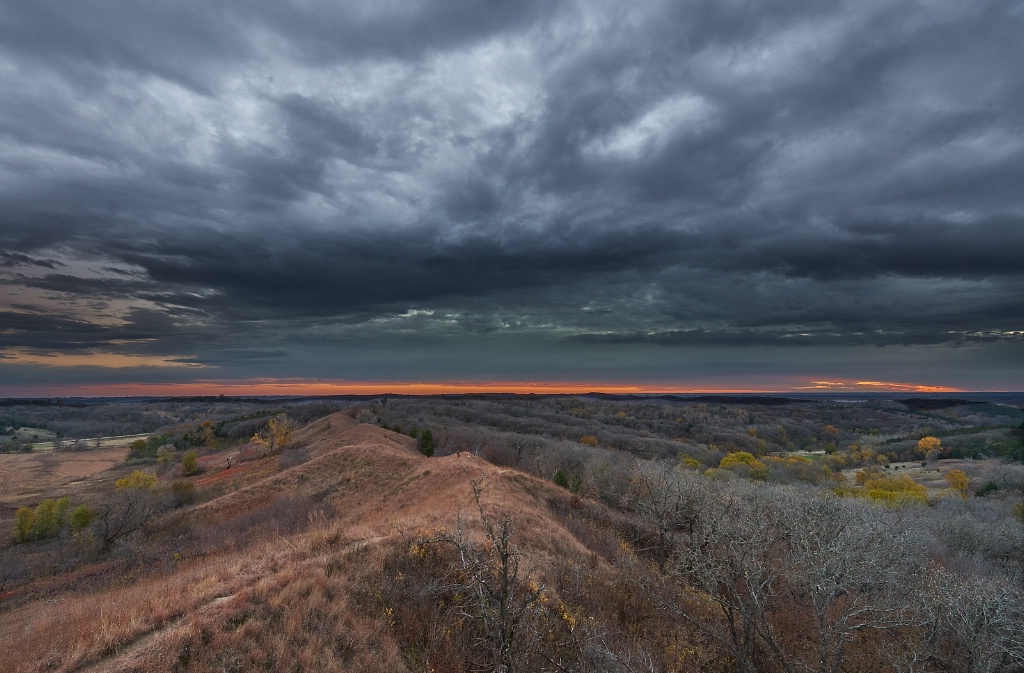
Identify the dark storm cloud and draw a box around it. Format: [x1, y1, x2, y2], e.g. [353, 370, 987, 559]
[6, 273, 150, 299]
[671, 215, 1024, 280]
[250, 0, 555, 63]
[136, 222, 685, 313]
[1, 0, 1023, 386]
[0, 0, 553, 92]
[570, 327, 1024, 349]
[0, 308, 184, 352]
[0, 252, 63, 269]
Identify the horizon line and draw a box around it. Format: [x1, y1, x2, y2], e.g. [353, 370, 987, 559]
[0, 377, 1006, 398]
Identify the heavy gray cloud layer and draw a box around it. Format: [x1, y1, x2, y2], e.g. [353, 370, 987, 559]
[1, 0, 1022, 391]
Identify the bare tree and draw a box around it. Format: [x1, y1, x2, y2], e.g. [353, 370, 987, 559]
[95, 470, 160, 551]
[628, 477, 925, 673]
[0, 547, 23, 595]
[899, 568, 1024, 673]
[783, 494, 922, 673]
[425, 478, 546, 673]
[670, 483, 794, 673]
[625, 480, 794, 673]
[625, 460, 709, 569]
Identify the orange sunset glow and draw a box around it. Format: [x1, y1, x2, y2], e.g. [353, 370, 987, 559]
[798, 379, 965, 394]
[0, 377, 973, 398]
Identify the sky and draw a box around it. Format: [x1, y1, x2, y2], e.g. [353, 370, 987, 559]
[1, 0, 1023, 396]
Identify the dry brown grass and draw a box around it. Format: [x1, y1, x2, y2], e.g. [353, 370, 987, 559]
[0, 546, 288, 673]
[0, 416, 592, 671]
[0, 446, 131, 507]
[141, 541, 408, 673]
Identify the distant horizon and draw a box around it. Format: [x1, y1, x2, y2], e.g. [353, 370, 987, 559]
[3, 378, 1021, 400]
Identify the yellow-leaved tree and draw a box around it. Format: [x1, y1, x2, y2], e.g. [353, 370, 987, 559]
[252, 414, 293, 454]
[181, 449, 199, 476]
[862, 475, 928, 506]
[916, 436, 942, 457]
[719, 451, 768, 480]
[14, 506, 34, 543]
[944, 469, 970, 499]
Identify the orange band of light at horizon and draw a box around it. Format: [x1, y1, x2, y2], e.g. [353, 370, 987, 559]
[0, 378, 966, 397]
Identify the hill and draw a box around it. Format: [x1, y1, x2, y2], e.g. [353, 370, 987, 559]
[0, 413, 625, 672]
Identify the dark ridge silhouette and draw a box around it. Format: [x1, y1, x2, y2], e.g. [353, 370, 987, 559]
[900, 398, 978, 411]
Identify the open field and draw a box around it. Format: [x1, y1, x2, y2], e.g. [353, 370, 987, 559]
[26, 433, 151, 453]
[843, 457, 1024, 497]
[0, 427, 58, 446]
[0, 445, 132, 508]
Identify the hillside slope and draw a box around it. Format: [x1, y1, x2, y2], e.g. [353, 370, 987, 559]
[1, 413, 626, 673]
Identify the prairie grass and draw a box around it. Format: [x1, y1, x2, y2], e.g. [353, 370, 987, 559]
[0, 552, 253, 672]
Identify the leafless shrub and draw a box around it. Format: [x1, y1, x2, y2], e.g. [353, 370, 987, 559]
[354, 407, 378, 424]
[278, 445, 310, 469]
[418, 478, 547, 673]
[0, 546, 25, 594]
